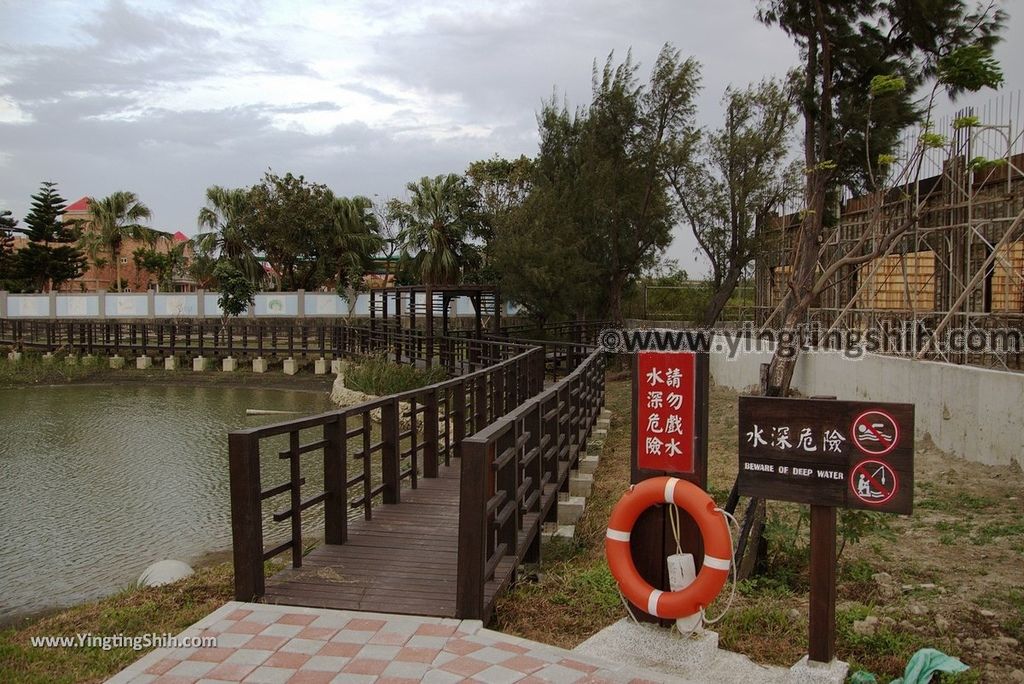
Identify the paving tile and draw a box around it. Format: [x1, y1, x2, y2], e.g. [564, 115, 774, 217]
[264, 650, 310, 669]
[560, 658, 600, 674]
[344, 618, 386, 632]
[493, 640, 532, 655]
[472, 646, 518, 664]
[328, 630, 376, 644]
[356, 643, 401, 660]
[477, 664, 528, 684]
[406, 635, 448, 649]
[301, 655, 350, 672]
[393, 646, 440, 663]
[226, 609, 253, 621]
[415, 623, 458, 638]
[286, 671, 337, 684]
[242, 665, 295, 683]
[226, 621, 266, 635]
[533, 663, 586, 683]
[278, 638, 324, 655]
[223, 648, 274, 667]
[259, 623, 304, 639]
[317, 642, 362, 658]
[502, 654, 549, 674]
[167, 659, 217, 678]
[381, 659, 432, 679]
[215, 633, 256, 649]
[368, 631, 409, 645]
[340, 658, 389, 676]
[329, 674, 375, 684]
[144, 659, 178, 675]
[278, 613, 318, 626]
[309, 614, 350, 630]
[191, 647, 235, 663]
[243, 635, 288, 652]
[376, 678, 421, 684]
[204, 661, 257, 681]
[439, 655, 490, 677]
[296, 627, 337, 641]
[245, 611, 284, 625]
[419, 670, 463, 684]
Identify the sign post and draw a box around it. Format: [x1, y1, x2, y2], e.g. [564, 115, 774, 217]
[630, 351, 709, 624]
[737, 396, 914, 663]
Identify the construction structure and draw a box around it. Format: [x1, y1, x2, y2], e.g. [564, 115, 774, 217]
[756, 92, 1024, 370]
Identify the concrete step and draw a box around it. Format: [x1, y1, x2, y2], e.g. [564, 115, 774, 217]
[557, 496, 586, 525]
[569, 472, 593, 497]
[579, 454, 600, 474]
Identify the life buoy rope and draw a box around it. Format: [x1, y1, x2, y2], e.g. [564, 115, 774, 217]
[605, 476, 733, 620]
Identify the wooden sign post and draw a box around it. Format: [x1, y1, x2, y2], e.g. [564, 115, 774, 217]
[630, 351, 709, 624]
[738, 396, 915, 662]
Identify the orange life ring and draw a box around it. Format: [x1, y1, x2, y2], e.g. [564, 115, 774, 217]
[605, 476, 731, 619]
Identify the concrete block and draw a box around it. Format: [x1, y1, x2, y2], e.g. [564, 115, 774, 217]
[544, 524, 575, 541]
[222, 356, 238, 372]
[592, 428, 608, 440]
[574, 620, 720, 676]
[569, 472, 593, 497]
[65, 355, 78, 366]
[557, 496, 586, 525]
[789, 656, 849, 684]
[330, 359, 344, 374]
[579, 455, 600, 474]
[164, 356, 178, 371]
[136, 355, 153, 370]
[252, 357, 268, 373]
[282, 358, 298, 375]
[109, 355, 126, 369]
[7, 351, 22, 362]
[192, 356, 207, 372]
[596, 417, 611, 429]
[314, 358, 328, 375]
[600, 409, 612, 420]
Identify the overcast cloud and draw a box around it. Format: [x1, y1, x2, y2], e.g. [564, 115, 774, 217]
[0, 0, 1020, 276]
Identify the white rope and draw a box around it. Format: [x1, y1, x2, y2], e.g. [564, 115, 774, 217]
[700, 507, 740, 625]
[618, 586, 641, 625]
[667, 503, 684, 555]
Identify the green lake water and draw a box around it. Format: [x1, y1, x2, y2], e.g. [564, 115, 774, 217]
[0, 384, 334, 623]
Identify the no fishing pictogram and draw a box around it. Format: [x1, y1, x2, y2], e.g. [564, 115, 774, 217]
[849, 459, 898, 505]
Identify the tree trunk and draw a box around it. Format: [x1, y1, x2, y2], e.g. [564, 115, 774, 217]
[607, 271, 627, 325]
[702, 267, 742, 326]
[114, 246, 122, 293]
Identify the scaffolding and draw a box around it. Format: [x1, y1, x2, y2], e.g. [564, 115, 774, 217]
[756, 91, 1024, 370]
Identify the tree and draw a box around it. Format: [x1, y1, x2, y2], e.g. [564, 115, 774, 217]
[133, 241, 188, 291]
[757, 0, 1006, 394]
[670, 78, 800, 324]
[0, 209, 20, 290]
[465, 155, 533, 284]
[195, 186, 263, 284]
[242, 171, 336, 291]
[214, 261, 256, 325]
[14, 182, 86, 291]
[495, 45, 701, 323]
[325, 195, 382, 307]
[85, 191, 161, 292]
[391, 174, 481, 285]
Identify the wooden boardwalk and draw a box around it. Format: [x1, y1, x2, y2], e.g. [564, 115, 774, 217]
[261, 462, 512, 618]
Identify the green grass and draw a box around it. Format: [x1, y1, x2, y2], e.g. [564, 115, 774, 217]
[0, 563, 235, 684]
[342, 353, 447, 396]
[0, 352, 109, 388]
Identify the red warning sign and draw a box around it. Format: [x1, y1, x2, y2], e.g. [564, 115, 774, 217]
[851, 409, 899, 456]
[849, 459, 898, 505]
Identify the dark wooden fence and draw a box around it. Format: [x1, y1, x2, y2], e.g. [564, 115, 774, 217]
[455, 346, 606, 619]
[0, 319, 523, 374]
[228, 336, 548, 601]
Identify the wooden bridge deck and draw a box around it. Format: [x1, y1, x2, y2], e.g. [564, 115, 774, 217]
[261, 462, 513, 618]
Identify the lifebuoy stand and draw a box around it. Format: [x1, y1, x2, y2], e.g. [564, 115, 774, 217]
[629, 351, 710, 625]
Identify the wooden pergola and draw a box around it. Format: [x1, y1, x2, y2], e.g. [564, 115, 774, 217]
[368, 285, 502, 340]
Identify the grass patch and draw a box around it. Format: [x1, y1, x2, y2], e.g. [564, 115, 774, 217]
[0, 562, 235, 684]
[342, 353, 447, 396]
[0, 353, 109, 388]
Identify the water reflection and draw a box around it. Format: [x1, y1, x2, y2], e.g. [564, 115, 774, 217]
[0, 384, 333, 621]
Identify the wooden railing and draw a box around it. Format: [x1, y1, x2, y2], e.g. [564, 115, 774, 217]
[0, 319, 522, 374]
[228, 337, 546, 601]
[456, 346, 606, 619]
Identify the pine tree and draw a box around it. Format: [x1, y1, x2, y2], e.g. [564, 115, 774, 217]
[14, 181, 86, 291]
[0, 209, 19, 290]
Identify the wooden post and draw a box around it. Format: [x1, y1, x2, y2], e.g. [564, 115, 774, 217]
[323, 415, 347, 545]
[424, 390, 440, 478]
[456, 440, 489, 618]
[809, 505, 837, 663]
[381, 398, 401, 504]
[229, 432, 265, 601]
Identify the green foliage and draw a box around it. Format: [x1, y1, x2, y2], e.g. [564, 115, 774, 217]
[869, 74, 906, 96]
[133, 242, 187, 291]
[952, 115, 980, 129]
[389, 174, 481, 285]
[13, 182, 86, 292]
[0, 209, 21, 290]
[967, 156, 1007, 173]
[938, 44, 1004, 94]
[920, 132, 948, 149]
[342, 353, 447, 396]
[496, 44, 700, 323]
[83, 191, 159, 293]
[876, 154, 897, 167]
[213, 261, 256, 320]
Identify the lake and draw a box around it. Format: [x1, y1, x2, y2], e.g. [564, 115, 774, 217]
[0, 383, 334, 623]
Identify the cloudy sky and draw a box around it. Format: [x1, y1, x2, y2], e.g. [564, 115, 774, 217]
[0, 0, 1020, 276]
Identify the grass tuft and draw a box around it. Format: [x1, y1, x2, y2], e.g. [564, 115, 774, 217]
[342, 353, 447, 396]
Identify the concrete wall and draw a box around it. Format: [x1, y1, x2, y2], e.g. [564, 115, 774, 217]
[709, 339, 1024, 469]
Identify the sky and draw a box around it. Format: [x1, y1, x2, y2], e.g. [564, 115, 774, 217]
[0, 0, 1021, 277]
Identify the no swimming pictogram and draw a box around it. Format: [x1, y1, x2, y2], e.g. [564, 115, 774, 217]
[849, 459, 898, 505]
[851, 409, 899, 456]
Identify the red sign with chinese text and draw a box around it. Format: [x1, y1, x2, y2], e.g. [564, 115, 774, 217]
[636, 351, 697, 474]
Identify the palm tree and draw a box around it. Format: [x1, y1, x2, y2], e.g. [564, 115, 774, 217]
[195, 186, 263, 283]
[326, 195, 383, 290]
[85, 192, 160, 292]
[393, 174, 475, 285]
